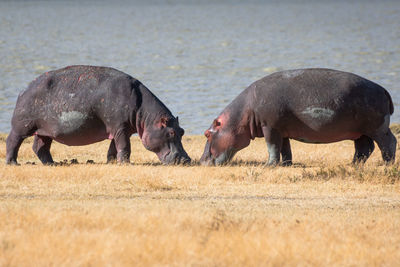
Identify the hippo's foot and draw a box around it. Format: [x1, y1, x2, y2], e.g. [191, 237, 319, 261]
[117, 160, 131, 166]
[265, 160, 280, 167]
[281, 160, 293, 167]
[117, 155, 131, 164]
[265, 160, 292, 167]
[352, 135, 375, 164]
[372, 129, 397, 164]
[116, 152, 131, 165]
[106, 157, 117, 164]
[107, 153, 117, 164]
[266, 151, 281, 166]
[6, 159, 20, 166]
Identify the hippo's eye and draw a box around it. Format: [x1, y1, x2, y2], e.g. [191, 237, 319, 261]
[213, 119, 221, 128]
[168, 129, 175, 138]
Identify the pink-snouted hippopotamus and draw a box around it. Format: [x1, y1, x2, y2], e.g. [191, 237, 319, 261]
[6, 65, 191, 165]
[200, 68, 397, 166]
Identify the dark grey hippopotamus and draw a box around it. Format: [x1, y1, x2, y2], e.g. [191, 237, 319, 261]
[6, 65, 191, 165]
[200, 68, 396, 166]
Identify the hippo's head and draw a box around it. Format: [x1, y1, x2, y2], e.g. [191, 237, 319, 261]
[200, 112, 250, 166]
[141, 116, 191, 165]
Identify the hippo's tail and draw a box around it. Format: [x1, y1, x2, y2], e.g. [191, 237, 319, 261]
[384, 89, 394, 115]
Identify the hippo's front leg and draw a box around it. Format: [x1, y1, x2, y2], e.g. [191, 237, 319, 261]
[262, 126, 282, 166]
[113, 128, 131, 163]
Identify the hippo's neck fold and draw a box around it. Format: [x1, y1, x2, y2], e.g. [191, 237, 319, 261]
[223, 88, 259, 140]
[133, 83, 173, 138]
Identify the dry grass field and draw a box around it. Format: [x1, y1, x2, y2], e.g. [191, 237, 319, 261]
[1, 126, 400, 266]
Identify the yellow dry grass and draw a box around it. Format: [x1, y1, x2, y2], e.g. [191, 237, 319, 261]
[1, 127, 400, 266]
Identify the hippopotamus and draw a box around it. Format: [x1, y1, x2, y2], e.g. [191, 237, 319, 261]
[200, 68, 396, 166]
[6, 65, 191, 165]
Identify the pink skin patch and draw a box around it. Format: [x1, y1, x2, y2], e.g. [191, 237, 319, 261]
[108, 134, 114, 140]
[207, 111, 233, 157]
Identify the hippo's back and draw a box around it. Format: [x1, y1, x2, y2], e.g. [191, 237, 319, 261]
[11, 66, 137, 144]
[24, 65, 131, 96]
[14, 65, 134, 115]
[255, 68, 393, 116]
[252, 68, 393, 142]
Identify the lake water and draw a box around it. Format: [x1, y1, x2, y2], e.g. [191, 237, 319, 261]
[1, 0, 400, 134]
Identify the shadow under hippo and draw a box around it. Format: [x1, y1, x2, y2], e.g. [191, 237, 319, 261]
[6, 65, 191, 165]
[200, 68, 397, 166]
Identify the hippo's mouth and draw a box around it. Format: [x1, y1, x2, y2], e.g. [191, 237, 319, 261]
[200, 141, 237, 166]
[158, 142, 191, 165]
[161, 150, 171, 162]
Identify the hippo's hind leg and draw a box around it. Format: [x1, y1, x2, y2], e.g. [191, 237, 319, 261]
[353, 135, 375, 164]
[369, 115, 397, 164]
[372, 129, 397, 164]
[6, 130, 25, 165]
[32, 135, 54, 165]
[262, 126, 282, 166]
[107, 139, 117, 163]
[281, 138, 292, 166]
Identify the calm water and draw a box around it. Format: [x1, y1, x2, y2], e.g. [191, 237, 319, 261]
[1, 0, 400, 134]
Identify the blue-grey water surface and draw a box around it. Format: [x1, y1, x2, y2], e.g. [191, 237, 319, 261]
[1, 0, 400, 134]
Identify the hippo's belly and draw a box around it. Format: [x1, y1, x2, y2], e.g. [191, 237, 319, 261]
[278, 104, 368, 143]
[291, 132, 362, 144]
[285, 121, 362, 144]
[35, 111, 109, 146]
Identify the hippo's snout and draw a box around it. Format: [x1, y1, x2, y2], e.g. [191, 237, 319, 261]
[200, 141, 216, 166]
[160, 139, 191, 165]
[200, 141, 237, 166]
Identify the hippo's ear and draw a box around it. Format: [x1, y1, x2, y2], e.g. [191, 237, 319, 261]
[176, 116, 179, 125]
[160, 116, 169, 128]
